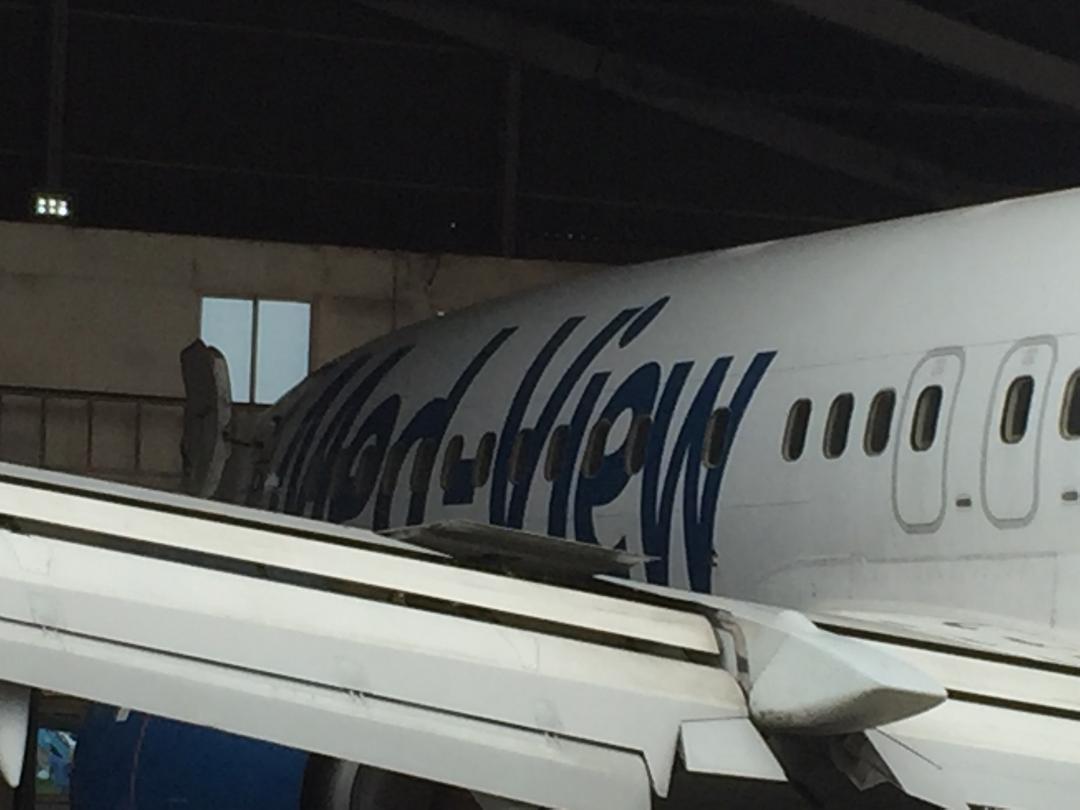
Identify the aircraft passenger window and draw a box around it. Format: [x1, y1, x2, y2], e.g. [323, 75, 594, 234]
[583, 419, 611, 479]
[380, 444, 407, 495]
[354, 443, 381, 495]
[441, 435, 465, 490]
[1000, 375, 1034, 444]
[625, 414, 652, 475]
[823, 393, 854, 459]
[864, 389, 896, 456]
[473, 432, 496, 487]
[910, 385, 943, 452]
[410, 438, 438, 493]
[1062, 370, 1080, 438]
[782, 399, 812, 461]
[545, 425, 569, 482]
[703, 409, 730, 468]
[509, 430, 532, 485]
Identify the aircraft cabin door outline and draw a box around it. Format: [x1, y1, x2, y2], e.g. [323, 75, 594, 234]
[893, 348, 965, 533]
[981, 337, 1057, 527]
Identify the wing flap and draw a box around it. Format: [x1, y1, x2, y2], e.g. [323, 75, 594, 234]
[0, 463, 717, 656]
[384, 520, 652, 580]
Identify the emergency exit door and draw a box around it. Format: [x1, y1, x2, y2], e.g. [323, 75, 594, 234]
[983, 340, 1055, 526]
[893, 349, 964, 532]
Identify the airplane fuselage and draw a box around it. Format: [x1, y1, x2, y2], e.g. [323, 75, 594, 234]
[245, 189, 1080, 643]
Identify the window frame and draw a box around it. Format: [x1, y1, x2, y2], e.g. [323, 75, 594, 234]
[863, 388, 896, 457]
[441, 435, 465, 490]
[910, 385, 944, 452]
[625, 414, 652, 475]
[353, 443, 381, 496]
[380, 444, 407, 496]
[703, 408, 730, 469]
[782, 399, 812, 462]
[472, 432, 497, 487]
[583, 419, 612, 479]
[1000, 375, 1035, 445]
[198, 295, 312, 405]
[1061, 369, 1080, 439]
[509, 429, 533, 485]
[410, 438, 439, 493]
[823, 393, 855, 459]
[545, 425, 569, 482]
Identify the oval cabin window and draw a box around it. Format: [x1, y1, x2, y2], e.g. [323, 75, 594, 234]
[864, 389, 896, 456]
[823, 393, 854, 459]
[441, 435, 464, 490]
[509, 430, 532, 485]
[910, 385, 943, 452]
[472, 432, 496, 487]
[583, 420, 611, 479]
[1000, 375, 1034, 444]
[782, 399, 812, 461]
[703, 408, 730, 468]
[1061, 370, 1080, 439]
[625, 414, 651, 475]
[380, 444, 407, 495]
[545, 425, 569, 482]
[410, 438, 438, 493]
[354, 443, 381, 496]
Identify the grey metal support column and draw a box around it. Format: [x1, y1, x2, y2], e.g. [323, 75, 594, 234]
[46, 0, 69, 186]
[499, 60, 521, 257]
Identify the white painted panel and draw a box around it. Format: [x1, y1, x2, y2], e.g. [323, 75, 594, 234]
[883, 699, 1080, 810]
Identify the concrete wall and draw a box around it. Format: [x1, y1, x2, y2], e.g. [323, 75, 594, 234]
[0, 221, 598, 486]
[0, 221, 597, 395]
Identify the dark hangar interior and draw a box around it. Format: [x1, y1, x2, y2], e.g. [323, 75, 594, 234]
[1, 0, 1076, 263]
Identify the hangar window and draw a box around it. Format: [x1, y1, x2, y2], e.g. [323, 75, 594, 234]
[1000, 376, 1034, 444]
[864, 389, 896, 456]
[545, 425, 569, 482]
[823, 393, 854, 459]
[441, 435, 464, 490]
[625, 414, 652, 475]
[1062, 371, 1080, 438]
[703, 409, 730, 468]
[410, 438, 438, 493]
[911, 385, 943, 452]
[583, 419, 612, 479]
[782, 399, 812, 461]
[199, 297, 311, 405]
[473, 432, 496, 487]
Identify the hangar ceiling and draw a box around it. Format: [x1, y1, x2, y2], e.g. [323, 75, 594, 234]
[1, 0, 1078, 263]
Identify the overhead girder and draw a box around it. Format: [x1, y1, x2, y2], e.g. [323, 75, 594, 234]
[767, 0, 1080, 114]
[355, 0, 999, 208]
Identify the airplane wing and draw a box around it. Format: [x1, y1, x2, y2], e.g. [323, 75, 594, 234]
[0, 463, 1074, 810]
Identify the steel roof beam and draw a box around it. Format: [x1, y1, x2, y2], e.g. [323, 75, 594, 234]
[356, 0, 996, 207]
[767, 0, 1080, 113]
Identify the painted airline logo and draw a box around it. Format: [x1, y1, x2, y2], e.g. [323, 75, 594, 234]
[268, 297, 775, 592]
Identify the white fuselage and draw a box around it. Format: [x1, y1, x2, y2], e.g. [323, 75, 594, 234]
[244, 188, 1080, 644]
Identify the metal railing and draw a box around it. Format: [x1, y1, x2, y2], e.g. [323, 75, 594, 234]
[0, 385, 265, 489]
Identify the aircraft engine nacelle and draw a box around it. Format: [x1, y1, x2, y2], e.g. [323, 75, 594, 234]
[301, 756, 493, 810]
